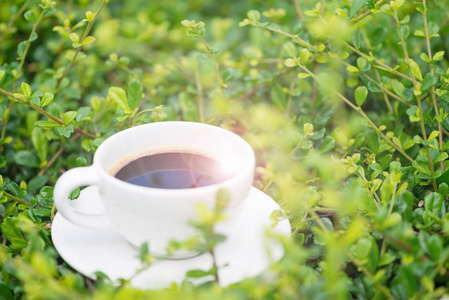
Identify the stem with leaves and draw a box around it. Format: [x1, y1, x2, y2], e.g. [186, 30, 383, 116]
[351, 0, 388, 23]
[393, 10, 437, 192]
[0, 87, 95, 139]
[1, 10, 45, 139]
[4, 191, 32, 206]
[422, 0, 444, 172]
[55, 0, 108, 90]
[298, 64, 414, 163]
[292, 0, 305, 21]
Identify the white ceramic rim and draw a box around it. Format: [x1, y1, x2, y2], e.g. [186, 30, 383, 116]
[92, 121, 255, 197]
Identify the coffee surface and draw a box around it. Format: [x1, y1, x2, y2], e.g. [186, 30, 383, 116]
[114, 152, 228, 189]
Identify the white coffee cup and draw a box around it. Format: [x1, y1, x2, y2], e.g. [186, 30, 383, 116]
[54, 121, 255, 258]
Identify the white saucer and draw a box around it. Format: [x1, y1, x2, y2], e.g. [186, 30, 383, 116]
[51, 186, 291, 289]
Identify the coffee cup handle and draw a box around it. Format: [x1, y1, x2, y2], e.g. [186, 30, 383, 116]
[54, 166, 112, 230]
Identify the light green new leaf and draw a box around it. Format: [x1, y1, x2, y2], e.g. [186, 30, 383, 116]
[108, 86, 130, 111]
[0, 70, 5, 81]
[433, 51, 445, 61]
[31, 127, 48, 163]
[346, 65, 359, 73]
[299, 48, 310, 64]
[408, 59, 423, 81]
[62, 111, 77, 126]
[41, 92, 54, 107]
[355, 86, 368, 106]
[21, 82, 32, 97]
[222, 68, 235, 84]
[427, 131, 439, 142]
[391, 79, 405, 97]
[127, 80, 143, 110]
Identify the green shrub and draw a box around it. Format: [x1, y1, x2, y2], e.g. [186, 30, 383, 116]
[1, 0, 449, 299]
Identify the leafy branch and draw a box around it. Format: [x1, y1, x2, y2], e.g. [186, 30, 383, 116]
[0, 87, 95, 139]
[55, 0, 109, 89]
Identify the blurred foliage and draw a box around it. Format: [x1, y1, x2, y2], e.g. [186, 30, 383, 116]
[1, 0, 449, 299]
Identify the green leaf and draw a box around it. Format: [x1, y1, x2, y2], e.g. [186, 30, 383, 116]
[427, 130, 439, 142]
[69, 188, 80, 200]
[270, 83, 286, 109]
[21, 82, 32, 97]
[428, 21, 440, 36]
[367, 81, 381, 93]
[408, 59, 423, 81]
[352, 30, 363, 48]
[298, 73, 311, 79]
[355, 86, 368, 106]
[1, 217, 27, 249]
[434, 152, 448, 163]
[391, 79, 405, 96]
[426, 235, 443, 260]
[433, 51, 445, 62]
[17, 41, 26, 57]
[186, 269, 211, 278]
[357, 57, 367, 70]
[336, 8, 349, 18]
[353, 235, 379, 273]
[282, 42, 297, 58]
[56, 124, 74, 138]
[350, 0, 365, 17]
[421, 73, 438, 91]
[0, 70, 5, 82]
[62, 111, 77, 126]
[28, 32, 38, 42]
[247, 10, 261, 22]
[108, 86, 130, 111]
[424, 192, 442, 216]
[76, 107, 92, 123]
[15, 150, 39, 168]
[138, 242, 150, 263]
[24, 10, 37, 23]
[41, 92, 54, 107]
[222, 68, 235, 84]
[346, 65, 359, 73]
[80, 36, 96, 46]
[35, 120, 60, 128]
[420, 52, 430, 63]
[69, 33, 80, 44]
[299, 48, 310, 64]
[31, 127, 48, 163]
[28, 175, 48, 191]
[127, 80, 143, 110]
[0, 281, 13, 300]
[284, 58, 297, 67]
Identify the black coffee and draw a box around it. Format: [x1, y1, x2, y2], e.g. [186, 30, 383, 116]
[114, 152, 229, 189]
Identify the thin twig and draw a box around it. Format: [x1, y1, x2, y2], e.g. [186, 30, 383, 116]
[4, 191, 32, 206]
[195, 65, 205, 122]
[344, 42, 413, 82]
[394, 10, 437, 191]
[422, 0, 444, 172]
[38, 133, 81, 176]
[0, 87, 95, 139]
[55, 0, 108, 89]
[351, 0, 387, 23]
[292, 0, 305, 21]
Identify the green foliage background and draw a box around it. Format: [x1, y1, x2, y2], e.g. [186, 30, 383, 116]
[1, 0, 449, 299]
